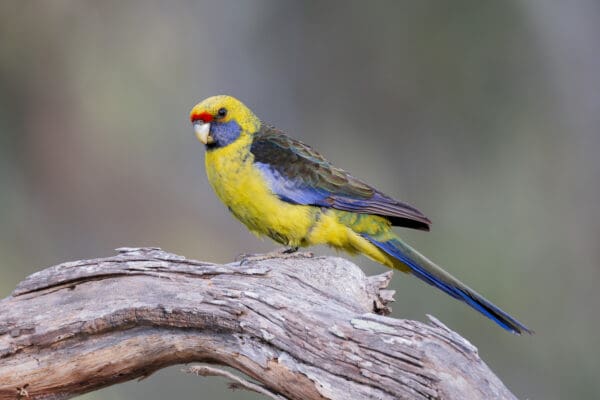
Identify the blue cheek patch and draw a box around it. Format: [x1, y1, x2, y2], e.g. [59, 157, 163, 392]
[211, 120, 242, 147]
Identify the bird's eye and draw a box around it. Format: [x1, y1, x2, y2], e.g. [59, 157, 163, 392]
[217, 107, 227, 118]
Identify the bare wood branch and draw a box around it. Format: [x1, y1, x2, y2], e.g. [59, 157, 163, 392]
[184, 365, 287, 400]
[0, 247, 517, 400]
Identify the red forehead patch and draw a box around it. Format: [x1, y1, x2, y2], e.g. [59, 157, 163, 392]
[190, 111, 214, 123]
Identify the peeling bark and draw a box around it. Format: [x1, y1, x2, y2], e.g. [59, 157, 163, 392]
[0, 248, 517, 400]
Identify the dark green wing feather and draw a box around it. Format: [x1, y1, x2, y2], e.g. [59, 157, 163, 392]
[250, 125, 431, 230]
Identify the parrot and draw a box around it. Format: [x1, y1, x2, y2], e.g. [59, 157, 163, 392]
[189, 94, 532, 335]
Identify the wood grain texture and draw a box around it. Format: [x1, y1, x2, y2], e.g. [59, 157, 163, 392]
[0, 248, 517, 400]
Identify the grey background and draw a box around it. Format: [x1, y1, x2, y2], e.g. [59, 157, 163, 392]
[1, 1, 599, 399]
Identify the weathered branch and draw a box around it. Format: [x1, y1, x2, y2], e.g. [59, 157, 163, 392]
[0, 248, 517, 400]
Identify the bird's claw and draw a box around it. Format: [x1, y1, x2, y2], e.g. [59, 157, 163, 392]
[237, 247, 312, 265]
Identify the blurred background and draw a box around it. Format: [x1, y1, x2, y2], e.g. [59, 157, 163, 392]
[1, 1, 599, 399]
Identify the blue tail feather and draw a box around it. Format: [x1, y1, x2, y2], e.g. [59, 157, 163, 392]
[364, 235, 532, 335]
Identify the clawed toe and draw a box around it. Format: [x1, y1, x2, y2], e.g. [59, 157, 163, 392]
[237, 248, 312, 265]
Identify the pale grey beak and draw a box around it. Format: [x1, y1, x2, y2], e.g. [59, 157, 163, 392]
[194, 122, 212, 144]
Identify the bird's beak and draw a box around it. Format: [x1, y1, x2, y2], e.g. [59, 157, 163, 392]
[194, 122, 213, 144]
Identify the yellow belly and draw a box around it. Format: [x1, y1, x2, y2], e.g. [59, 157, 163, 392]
[204, 134, 316, 247]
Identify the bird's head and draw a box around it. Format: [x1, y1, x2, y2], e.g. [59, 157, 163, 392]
[189, 95, 260, 149]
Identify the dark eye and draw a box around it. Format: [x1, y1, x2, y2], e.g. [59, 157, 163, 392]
[217, 107, 227, 118]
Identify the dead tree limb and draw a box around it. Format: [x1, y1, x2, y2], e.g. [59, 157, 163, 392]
[0, 247, 517, 400]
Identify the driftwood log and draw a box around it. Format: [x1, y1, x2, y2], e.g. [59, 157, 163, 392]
[0, 247, 517, 400]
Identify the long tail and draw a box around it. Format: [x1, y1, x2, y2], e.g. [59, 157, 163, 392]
[363, 234, 533, 334]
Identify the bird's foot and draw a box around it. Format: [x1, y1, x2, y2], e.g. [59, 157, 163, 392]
[281, 246, 299, 254]
[236, 247, 313, 265]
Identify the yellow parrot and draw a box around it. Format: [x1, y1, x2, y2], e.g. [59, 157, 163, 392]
[190, 95, 531, 334]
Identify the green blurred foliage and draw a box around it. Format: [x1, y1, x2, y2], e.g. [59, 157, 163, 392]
[1, 1, 599, 399]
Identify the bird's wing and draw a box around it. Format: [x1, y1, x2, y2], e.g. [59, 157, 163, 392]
[250, 125, 431, 230]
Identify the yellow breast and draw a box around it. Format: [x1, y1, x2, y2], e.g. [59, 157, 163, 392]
[204, 134, 316, 247]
